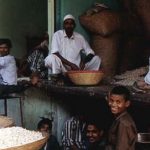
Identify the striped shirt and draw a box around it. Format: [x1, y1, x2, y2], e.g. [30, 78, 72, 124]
[27, 49, 48, 78]
[62, 116, 86, 150]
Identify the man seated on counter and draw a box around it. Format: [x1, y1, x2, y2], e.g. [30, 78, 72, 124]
[45, 14, 101, 80]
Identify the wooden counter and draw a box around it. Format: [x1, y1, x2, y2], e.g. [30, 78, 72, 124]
[44, 81, 150, 105]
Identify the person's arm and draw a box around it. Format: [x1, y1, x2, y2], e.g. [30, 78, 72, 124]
[116, 122, 137, 150]
[0, 57, 6, 68]
[80, 53, 95, 69]
[54, 52, 79, 70]
[0, 56, 12, 67]
[79, 35, 95, 70]
[79, 50, 94, 70]
[84, 54, 95, 63]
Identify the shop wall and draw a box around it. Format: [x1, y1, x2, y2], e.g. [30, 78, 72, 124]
[0, 0, 47, 58]
[55, 0, 120, 40]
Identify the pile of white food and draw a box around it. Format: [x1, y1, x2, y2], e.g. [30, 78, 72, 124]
[113, 66, 148, 86]
[0, 127, 44, 149]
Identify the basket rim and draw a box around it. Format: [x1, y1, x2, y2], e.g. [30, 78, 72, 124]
[0, 135, 48, 150]
[67, 70, 104, 74]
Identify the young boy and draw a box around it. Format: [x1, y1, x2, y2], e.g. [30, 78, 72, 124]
[85, 120, 105, 150]
[106, 86, 137, 150]
[37, 117, 60, 150]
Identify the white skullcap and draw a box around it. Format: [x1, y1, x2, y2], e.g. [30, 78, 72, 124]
[63, 14, 75, 21]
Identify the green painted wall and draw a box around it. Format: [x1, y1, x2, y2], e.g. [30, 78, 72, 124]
[0, 0, 120, 57]
[55, 0, 120, 40]
[0, 0, 47, 58]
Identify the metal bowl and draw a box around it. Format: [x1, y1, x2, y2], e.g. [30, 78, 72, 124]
[138, 133, 150, 143]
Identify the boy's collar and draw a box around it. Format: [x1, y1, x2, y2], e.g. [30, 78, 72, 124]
[115, 111, 127, 120]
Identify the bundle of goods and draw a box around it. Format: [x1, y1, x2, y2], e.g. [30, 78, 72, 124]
[0, 126, 48, 150]
[79, 10, 120, 77]
[112, 66, 148, 86]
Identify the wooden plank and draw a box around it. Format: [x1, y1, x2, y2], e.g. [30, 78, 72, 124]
[45, 83, 150, 105]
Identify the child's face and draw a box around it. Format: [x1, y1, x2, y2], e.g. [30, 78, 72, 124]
[86, 124, 103, 143]
[0, 44, 9, 56]
[31, 75, 40, 85]
[108, 94, 130, 116]
[39, 124, 50, 134]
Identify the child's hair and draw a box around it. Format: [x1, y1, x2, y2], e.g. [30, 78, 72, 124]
[37, 117, 53, 130]
[0, 39, 12, 48]
[86, 119, 104, 132]
[110, 86, 131, 101]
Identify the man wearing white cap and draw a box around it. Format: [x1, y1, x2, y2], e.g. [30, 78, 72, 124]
[45, 14, 101, 75]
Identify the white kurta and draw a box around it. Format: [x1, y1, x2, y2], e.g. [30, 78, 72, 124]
[0, 55, 17, 85]
[45, 30, 101, 74]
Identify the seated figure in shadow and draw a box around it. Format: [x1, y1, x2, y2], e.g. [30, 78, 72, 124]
[19, 32, 49, 79]
[85, 119, 106, 150]
[37, 117, 61, 150]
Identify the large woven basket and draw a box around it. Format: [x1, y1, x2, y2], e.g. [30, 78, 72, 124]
[67, 70, 104, 85]
[0, 116, 15, 128]
[0, 136, 48, 150]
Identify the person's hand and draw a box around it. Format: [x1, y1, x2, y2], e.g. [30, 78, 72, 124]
[80, 61, 85, 70]
[70, 63, 79, 70]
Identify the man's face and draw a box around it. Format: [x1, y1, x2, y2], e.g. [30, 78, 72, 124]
[86, 124, 103, 143]
[108, 94, 130, 116]
[0, 44, 9, 56]
[63, 19, 75, 33]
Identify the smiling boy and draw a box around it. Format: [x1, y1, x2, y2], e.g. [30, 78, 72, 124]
[106, 86, 137, 150]
[86, 120, 105, 150]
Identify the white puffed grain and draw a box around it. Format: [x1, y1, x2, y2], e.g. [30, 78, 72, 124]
[0, 127, 44, 149]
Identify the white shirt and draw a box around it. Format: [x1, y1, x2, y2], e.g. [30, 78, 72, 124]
[0, 55, 17, 85]
[51, 30, 95, 67]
